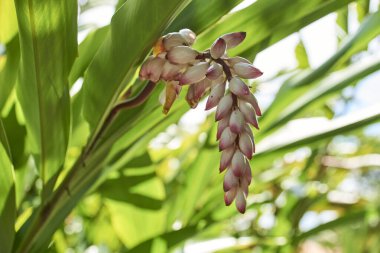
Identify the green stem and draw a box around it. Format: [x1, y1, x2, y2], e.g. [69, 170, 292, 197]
[15, 81, 156, 253]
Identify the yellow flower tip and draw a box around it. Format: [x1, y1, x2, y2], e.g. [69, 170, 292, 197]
[153, 37, 165, 56]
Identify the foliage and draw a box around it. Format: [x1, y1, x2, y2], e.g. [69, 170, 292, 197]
[0, 0, 379, 252]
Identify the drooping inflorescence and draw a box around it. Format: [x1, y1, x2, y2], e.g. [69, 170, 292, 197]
[139, 29, 263, 213]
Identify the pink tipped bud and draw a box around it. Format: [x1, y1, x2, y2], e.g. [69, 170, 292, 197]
[224, 188, 237, 206]
[186, 78, 212, 108]
[163, 33, 188, 50]
[167, 46, 198, 64]
[139, 57, 165, 82]
[231, 150, 246, 177]
[206, 63, 223, 80]
[226, 56, 251, 66]
[239, 132, 254, 159]
[206, 83, 225, 110]
[217, 116, 229, 140]
[179, 29, 196, 45]
[240, 93, 262, 116]
[221, 32, 246, 49]
[223, 169, 239, 192]
[235, 189, 247, 213]
[210, 38, 226, 59]
[243, 124, 255, 153]
[179, 62, 209, 85]
[229, 77, 250, 96]
[219, 127, 237, 150]
[239, 101, 259, 129]
[233, 63, 263, 79]
[229, 109, 245, 134]
[215, 93, 233, 121]
[161, 61, 181, 81]
[220, 146, 235, 172]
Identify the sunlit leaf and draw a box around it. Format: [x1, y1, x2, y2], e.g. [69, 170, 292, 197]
[0, 118, 16, 253]
[14, 0, 78, 196]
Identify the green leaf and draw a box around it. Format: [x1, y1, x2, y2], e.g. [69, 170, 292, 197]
[69, 26, 109, 86]
[166, 0, 244, 33]
[195, 0, 356, 56]
[0, 118, 16, 253]
[255, 105, 380, 161]
[127, 226, 197, 253]
[104, 174, 167, 248]
[265, 54, 380, 133]
[0, 0, 18, 43]
[82, 0, 191, 133]
[295, 38, 310, 69]
[260, 10, 380, 131]
[0, 36, 20, 113]
[14, 0, 77, 194]
[356, 0, 370, 22]
[2, 106, 27, 168]
[294, 208, 377, 243]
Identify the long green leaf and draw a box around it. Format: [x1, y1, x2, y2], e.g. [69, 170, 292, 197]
[166, 0, 244, 33]
[260, 10, 380, 130]
[294, 208, 378, 243]
[68, 26, 109, 86]
[255, 105, 380, 161]
[82, 0, 191, 133]
[0, 0, 18, 43]
[0, 118, 16, 253]
[14, 0, 77, 195]
[0, 36, 19, 113]
[195, 0, 355, 54]
[265, 54, 380, 133]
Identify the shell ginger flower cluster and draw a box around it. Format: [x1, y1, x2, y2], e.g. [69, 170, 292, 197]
[139, 29, 263, 213]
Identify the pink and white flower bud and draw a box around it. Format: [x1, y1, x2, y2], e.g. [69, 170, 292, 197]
[186, 78, 212, 108]
[210, 38, 226, 59]
[217, 116, 229, 140]
[206, 63, 223, 80]
[231, 150, 246, 177]
[233, 63, 263, 79]
[229, 109, 245, 134]
[219, 127, 237, 151]
[139, 56, 165, 82]
[221, 32, 246, 49]
[224, 187, 237, 206]
[240, 93, 262, 116]
[206, 83, 225, 110]
[223, 168, 239, 192]
[240, 178, 249, 196]
[239, 132, 254, 159]
[167, 46, 198, 64]
[220, 146, 235, 172]
[215, 93, 233, 121]
[226, 56, 251, 66]
[163, 33, 188, 50]
[161, 61, 181, 81]
[229, 77, 250, 96]
[235, 189, 247, 213]
[179, 62, 209, 85]
[243, 124, 256, 153]
[179, 29, 196, 45]
[239, 100, 259, 129]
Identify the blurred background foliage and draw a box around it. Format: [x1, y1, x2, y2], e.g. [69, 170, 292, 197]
[1, 0, 380, 252]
